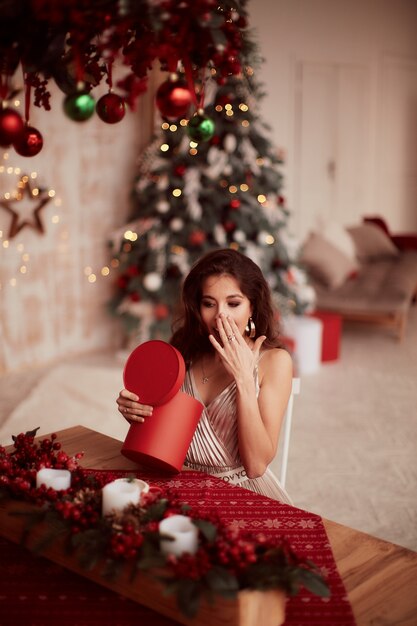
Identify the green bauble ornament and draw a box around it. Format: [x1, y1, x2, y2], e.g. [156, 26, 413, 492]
[63, 91, 96, 122]
[186, 112, 215, 142]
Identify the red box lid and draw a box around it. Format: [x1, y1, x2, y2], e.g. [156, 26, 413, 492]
[123, 340, 185, 406]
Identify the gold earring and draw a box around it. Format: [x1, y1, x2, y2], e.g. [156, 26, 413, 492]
[245, 317, 256, 338]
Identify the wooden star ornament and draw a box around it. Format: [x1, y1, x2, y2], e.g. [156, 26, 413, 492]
[0, 175, 52, 239]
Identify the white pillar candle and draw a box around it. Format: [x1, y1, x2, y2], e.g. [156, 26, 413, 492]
[36, 468, 71, 491]
[102, 478, 149, 516]
[159, 514, 199, 557]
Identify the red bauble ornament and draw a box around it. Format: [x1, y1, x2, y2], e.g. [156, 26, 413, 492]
[156, 77, 193, 119]
[0, 108, 25, 147]
[117, 276, 129, 289]
[174, 164, 186, 176]
[223, 220, 236, 233]
[13, 125, 43, 157]
[154, 303, 170, 320]
[166, 264, 182, 278]
[230, 199, 241, 209]
[216, 94, 234, 107]
[209, 135, 221, 146]
[126, 264, 140, 277]
[96, 93, 126, 124]
[189, 230, 206, 246]
[224, 56, 241, 76]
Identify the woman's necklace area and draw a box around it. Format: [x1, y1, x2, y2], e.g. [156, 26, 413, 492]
[201, 355, 223, 384]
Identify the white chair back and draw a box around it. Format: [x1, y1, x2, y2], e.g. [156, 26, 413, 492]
[278, 378, 300, 489]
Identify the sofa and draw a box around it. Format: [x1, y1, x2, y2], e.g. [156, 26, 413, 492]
[299, 217, 417, 340]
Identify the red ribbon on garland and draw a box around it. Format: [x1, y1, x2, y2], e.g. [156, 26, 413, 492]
[24, 76, 31, 123]
[182, 56, 205, 111]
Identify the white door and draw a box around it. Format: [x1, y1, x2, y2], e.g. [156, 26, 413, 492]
[378, 55, 417, 230]
[294, 61, 370, 239]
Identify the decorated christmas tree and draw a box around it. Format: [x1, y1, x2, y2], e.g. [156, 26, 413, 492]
[108, 32, 314, 344]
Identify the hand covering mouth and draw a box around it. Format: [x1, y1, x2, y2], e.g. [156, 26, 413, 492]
[211, 329, 221, 342]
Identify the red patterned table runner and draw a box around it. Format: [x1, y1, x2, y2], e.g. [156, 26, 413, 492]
[0, 469, 356, 626]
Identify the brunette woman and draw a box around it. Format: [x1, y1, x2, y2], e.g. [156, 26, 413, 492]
[117, 249, 293, 503]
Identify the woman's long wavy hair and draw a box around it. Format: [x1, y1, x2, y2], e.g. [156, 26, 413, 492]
[170, 248, 283, 364]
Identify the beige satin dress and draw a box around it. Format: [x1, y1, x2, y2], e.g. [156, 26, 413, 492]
[183, 366, 292, 504]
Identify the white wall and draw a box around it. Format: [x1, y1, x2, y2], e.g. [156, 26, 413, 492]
[1, 3, 416, 373]
[249, 0, 417, 237]
[0, 77, 155, 373]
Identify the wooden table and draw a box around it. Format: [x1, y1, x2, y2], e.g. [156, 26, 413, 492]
[9, 425, 417, 626]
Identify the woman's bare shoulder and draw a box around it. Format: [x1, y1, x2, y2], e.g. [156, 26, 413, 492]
[259, 347, 293, 378]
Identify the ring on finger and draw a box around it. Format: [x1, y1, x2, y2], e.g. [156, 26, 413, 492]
[227, 334, 235, 342]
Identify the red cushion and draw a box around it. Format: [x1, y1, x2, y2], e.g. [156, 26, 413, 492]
[363, 216, 417, 252]
[391, 234, 417, 251]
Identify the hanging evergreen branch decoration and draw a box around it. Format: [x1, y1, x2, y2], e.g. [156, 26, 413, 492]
[0, 0, 250, 154]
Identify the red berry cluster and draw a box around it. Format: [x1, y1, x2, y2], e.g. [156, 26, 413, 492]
[167, 548, 212, 580]
[54, 489, 101, 535]
[109, 522, 145, 560]
[212, 527, 257, 573]
[0, 429, 83, 503]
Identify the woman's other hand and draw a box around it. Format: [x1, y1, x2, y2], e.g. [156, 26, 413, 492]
[116, 389, 153, 423]
[210, 314, 266, 384]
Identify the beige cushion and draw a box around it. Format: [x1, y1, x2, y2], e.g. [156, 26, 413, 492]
[300, 232, 358, 289]
[316, 218, 357, 260]
[347, 224, 399, 261]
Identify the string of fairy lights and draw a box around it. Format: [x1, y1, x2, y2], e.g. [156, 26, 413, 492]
[82, 99, 275, 287]
[0, 151, 62, 291]
[1, 82, 274, 291]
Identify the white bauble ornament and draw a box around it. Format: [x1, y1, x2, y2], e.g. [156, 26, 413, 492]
[214, 224, 227, 245]
[156, 200, 170, 213]
[207, 146, 220, 165]
[224, 134, 237, 153]
[187, 198, 202, 220]
[233, 229, 246, 243]
[170, 217, 184, 231]
[143, 272, 162, 292]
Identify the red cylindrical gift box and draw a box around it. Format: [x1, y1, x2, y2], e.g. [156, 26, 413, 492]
[121, 340, 203, 473]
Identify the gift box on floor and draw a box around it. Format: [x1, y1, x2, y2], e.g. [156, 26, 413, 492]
[281, 315, 323, 375]
[309, 310, 342, 362]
